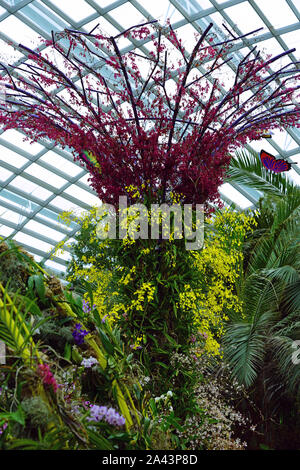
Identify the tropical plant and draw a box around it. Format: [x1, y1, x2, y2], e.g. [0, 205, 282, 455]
[223, 150, 300, 447]
[227, 146, 297, 198]
[0, 240, 150, 450]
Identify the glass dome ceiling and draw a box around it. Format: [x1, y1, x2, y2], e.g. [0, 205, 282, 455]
[0, 0, 299, 279]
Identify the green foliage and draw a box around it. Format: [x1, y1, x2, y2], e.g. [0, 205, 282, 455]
[224, 186, 300, 391]
[223, 150, 300, 448]
[21, 396, 51, 427]
[56, 203, 256, 424]
[227, 147, 297, 197]
[27, 274, 46, 303]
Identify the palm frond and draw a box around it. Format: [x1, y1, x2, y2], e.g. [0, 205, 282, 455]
[227, 148, 296, 197]
[223, 311, 275, 387]
[269, 335, 300, 395]
[280, 281, 300, 315]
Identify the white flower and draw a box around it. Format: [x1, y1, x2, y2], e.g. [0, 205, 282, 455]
[81, 356, 98, 368]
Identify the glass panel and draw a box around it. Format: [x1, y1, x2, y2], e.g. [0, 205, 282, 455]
[44, 259, 66, 272]
[191, 0, 213, 10]
[78, 174, 91, 185]
[0, 190, 37, 212]
[219, 183, 253, 209]
[0, 168, 13, 182]
[83, 16, 132, 49]
[175, 23, 198, 53]
[39, 151, 83, 177]
[258, 37, 285, 58]
[4, 0, 25, 7]
[51, 195, 84, 212]
[289, 168, 300, 185]
[281, 30, 299, 49]
[0, 130, 44, 154]
[28, 252, 43, 262]
[136, 0, 185, 23]
[92, 0, 121, 9]
[271, 129, 298, 151]
[0, 225, 14, 237]
[53, 250, 72, 261]
[253, 0, 298, 29]
[0, 38, 24, 62]
[25, 163, 66, 188]
[64, 184, 100, 205]
[48, 0, 96, 22]
[10, 176, 52, 200]
[223, 3, 266, 35]
[0, 15, 41, 46]
[249, 139, 276, 154]
[39, 208, 76, 229]
[0, 206, 24, 224]
[13, 232, 54, 252]
[108, 3, 147, 29]
[24, 219, 65, 242]
[0, 145, 28, 168]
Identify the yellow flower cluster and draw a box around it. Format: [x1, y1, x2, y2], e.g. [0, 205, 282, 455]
[54, 206, 255, 357]
[121, 266, 136, 286]
[179, 210, 256, 357]
[125, 184, 141, 199]
[130, 282, 155, 312]
[130, 334, 145, 350]
[170, 191, 184, 204]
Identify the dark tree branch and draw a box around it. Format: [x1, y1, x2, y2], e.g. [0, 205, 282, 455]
[114, 20, 158, 39]
[110, 36, 142, 138]
[166, 23, 214, 153]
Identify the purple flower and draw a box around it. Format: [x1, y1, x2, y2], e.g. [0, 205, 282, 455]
[105, 407, 126, 426]
[72, 323, 89, 345]
[82, 300, 91, 313]
[88, 405, 108, 422]
[87, 404, 125, 427]
[0, 423, 7, 435]
[82, 300, 96, 313]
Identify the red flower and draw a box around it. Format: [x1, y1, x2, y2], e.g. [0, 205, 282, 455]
[37, 364, 58, 393]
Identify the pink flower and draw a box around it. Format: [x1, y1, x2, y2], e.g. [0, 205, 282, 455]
[37, 364, 58, 393]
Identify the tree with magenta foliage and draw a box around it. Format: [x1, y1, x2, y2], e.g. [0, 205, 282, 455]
[0, 20, 299, 207]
